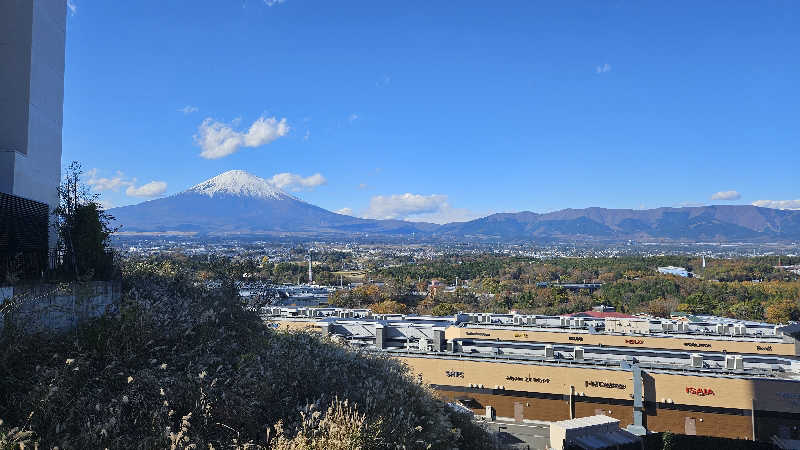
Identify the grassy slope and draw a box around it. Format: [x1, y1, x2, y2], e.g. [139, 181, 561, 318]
[0, 261, 496, 449]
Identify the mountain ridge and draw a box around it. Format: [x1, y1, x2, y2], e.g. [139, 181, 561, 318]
[109, 170, 800, 242]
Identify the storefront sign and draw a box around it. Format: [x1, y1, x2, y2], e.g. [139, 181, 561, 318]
[465, 331, 491, 337]
[446, 370, 464, 378]
[585, 380, 626, 390]
[569, 336, 584, 342]
[683, 342, 712, 348]
[756, 345, 773, 352]
[514, 333, 529, 338]
[625, 339, 644, 345]
[505, 375, 551, 384]
[686, 387, 715, 396]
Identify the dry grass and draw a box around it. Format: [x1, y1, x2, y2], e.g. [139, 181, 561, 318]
[0, 260, 496, 449]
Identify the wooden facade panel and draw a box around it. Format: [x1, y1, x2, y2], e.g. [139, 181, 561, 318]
[645, 407, 753, 440]
[434, 390, 571, 422]
[574, 401, 633, 428]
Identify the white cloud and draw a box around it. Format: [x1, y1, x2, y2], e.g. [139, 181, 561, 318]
[357, 183, 369, 190]
[348, 113, 359, 123]
[86, 169, 167, 198]
[126, 181, 168, 198]
[268, 172, 327, 192]
[335, 208, 354, 216]
[179, 105, 199, 114]
[67, 0, 76, 15]
[87, 169, 133, 192]
[264, 0, 285, 6]
[195, 116, 289, 159]
[596, 63, 611, 74]
[303, 130, 310, 141]
[361, 193, 486, 223]
[752, 199, 800, 210]
[711, 190, 741, 201]
[363, 193, 447, 220]
[408, 206, 486, 224]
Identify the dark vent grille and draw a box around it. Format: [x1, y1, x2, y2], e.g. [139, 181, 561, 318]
[0, 192, 49, 278]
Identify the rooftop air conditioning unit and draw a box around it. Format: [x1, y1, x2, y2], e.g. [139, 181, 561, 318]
[725, 355, 736, 370]
[574, 347, 584, 361]
[662, 322, 674, 332]
[690, 353, 703, 368]
[560, 317, 569, 327]
[545, 344, 555, 359]
[418, 338, 430, 352]
[734, 355, 744, 370]
[677, 322, 688, 333]
[716, 324, 727, 335]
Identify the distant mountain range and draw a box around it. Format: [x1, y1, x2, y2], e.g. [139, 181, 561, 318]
[110, 170, 800, 242]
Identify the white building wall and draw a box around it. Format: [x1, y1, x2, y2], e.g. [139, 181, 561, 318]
[12, 0, 67, 212]
[0, 0, 66, 251]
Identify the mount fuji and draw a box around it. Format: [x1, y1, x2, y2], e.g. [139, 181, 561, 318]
[109, 170, 434, 236]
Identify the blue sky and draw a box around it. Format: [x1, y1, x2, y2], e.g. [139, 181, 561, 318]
[63, 0, 799, 222]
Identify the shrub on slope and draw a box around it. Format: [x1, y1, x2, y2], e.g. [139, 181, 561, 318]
[0, 260, 496, 449]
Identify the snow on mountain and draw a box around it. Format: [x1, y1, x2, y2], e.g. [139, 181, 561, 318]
[185, 170, 297, 201]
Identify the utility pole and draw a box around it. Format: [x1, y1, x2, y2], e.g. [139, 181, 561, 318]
[306, 250, 313, 284]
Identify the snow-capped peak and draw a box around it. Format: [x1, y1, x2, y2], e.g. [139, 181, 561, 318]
[186, 170, 296, 200]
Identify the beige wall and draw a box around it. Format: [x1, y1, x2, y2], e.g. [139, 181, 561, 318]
[446, 326, 796, 356]
[397, 355, 800, 414]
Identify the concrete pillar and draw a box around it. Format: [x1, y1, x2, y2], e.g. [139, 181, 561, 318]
[486, 405, 496, 421]
[375, 323, 386, 349]
[433, 329, 445, 352]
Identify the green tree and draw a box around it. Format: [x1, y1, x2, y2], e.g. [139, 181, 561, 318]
[52, 161, 117, 280]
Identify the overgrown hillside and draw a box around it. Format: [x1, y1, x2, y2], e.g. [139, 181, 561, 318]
[0, 260, 496, 449]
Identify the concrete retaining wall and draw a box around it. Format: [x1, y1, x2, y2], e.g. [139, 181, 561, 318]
[0, 281, 120, 334]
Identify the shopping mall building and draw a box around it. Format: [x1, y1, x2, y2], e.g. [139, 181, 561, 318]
[266, 308, 800, 442]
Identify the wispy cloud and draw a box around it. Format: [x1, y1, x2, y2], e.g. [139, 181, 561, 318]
[194, 115, 289, 159]
[87, 169, 167, 198]
[752, 199, 800, 210]
[711, 190, 741, 201]
[596, 63, 611, 74]
[676, 202, 706, 208]
[303, 130, 310, 141]
[361, 193, 485, 223]
[335, 207, 354, 216]
[67, 0, 76, 15]
[357, 183, 369, 190]
[86, 169, 131, 192]
[178, 105, 199, 114]
[268, 172, 327, 192]
[264, 0, 285, 6]
[376, 74, 391, 87]
[126, 181, 168, 197]
[348, 113, 359, 123]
